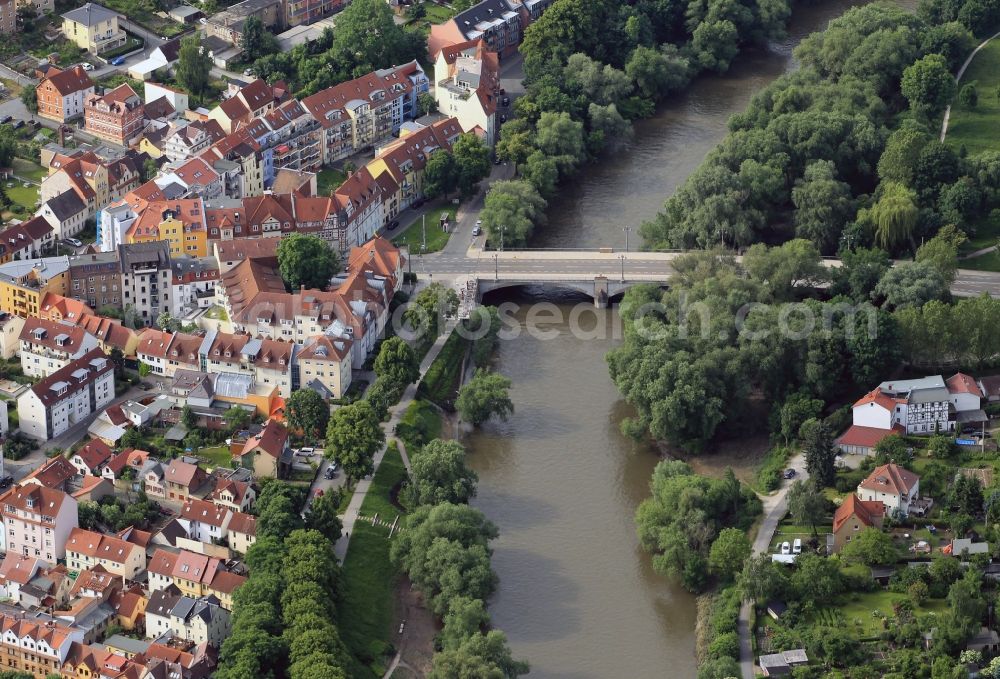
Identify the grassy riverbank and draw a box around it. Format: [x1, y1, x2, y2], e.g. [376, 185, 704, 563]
[946, 40, 1000, 156]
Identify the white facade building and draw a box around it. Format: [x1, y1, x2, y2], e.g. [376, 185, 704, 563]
[16, 349, 114, 441]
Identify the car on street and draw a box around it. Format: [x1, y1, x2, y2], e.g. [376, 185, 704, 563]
[110, 56, 126, 66]
[0, 115, 12, 125]
[324, 466, 336, 480]
[780, 541, 791, 555]
[502, 96, 510, 106]
[792, 538, 802, 554]
[783, 468, 796, 479]
[64, 237, 83, 247]
[0, 475, 12, 489]
[500, 114, 507, 123]
[472, 225, 482, 236]
[199, 17, 207, 23]
[244, 68, 254, 77]
[387, 220, 400, 230]
[80, 62, 94, 71]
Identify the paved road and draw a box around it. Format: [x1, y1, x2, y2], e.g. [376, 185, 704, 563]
[333, 321, 452, 562]
[737, 452, 807, 679]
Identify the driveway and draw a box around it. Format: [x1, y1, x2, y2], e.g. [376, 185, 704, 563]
[737, 452, 808, 679]
[303, 454, 347, 514]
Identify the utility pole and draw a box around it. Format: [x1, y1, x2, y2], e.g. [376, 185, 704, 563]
[619, 254, 625, 283]
[493, 253, 499, 281]
[623, 225, 631, 252]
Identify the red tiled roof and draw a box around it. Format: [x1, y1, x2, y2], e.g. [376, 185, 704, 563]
[74, 438, 114, 471]
[66, 527, 142, 565]
[227, 511, 256, 536]
[22, 455, 76, 489]
[833, 494, 885, 533]
[44, 65, 94, 96]
[859, 462, 920, 497]
[240, 418, 287, 460]
[180, 498, 230, 528]
[948, 372, 984, 398]
[853, 387, 904, 411]
[836, 424, 904, 449]
[19, 317, 94, 355]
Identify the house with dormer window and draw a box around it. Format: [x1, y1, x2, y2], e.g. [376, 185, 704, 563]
[19, 317, 99, 378]
[857, 463, 921, 516]
[17, 349, 114, 441]
[0, 485, 78, 562]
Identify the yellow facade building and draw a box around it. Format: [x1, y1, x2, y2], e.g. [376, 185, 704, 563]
[60, 3, 126, 54]
[0, 257, 70, 318]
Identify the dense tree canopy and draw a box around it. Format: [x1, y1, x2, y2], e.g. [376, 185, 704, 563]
[277, 234, 340, 291]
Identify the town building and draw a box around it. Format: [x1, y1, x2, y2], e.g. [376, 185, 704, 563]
[0, 256, 70, 318]
[205, 0, 281, 47]
[0, 217, 55, 264]
[857, 463, 921, 517]
[164, 121, 226, 163]
[16, 348, 114, 440]
[126, 199, 210, 258]
[429, 0, 526, 59]
[127, 38, 182, 81]
[65, 527, 146, 579]
[118, 240, 172, 326]
[84, 84, 145, 146]
[235, 417, 290, 478]
[18, 317, 99, 378]
[163, 458, 208, 501]
[226, 511, 256, 553]
[296, 334, 351, 399]
[0, 0, 14, 34]
[36, 293, 92, 324]
[208, 478, 254, 513]
[831, 494, 884, 553]
[0, 612, 84, 676]
[178, 497, 232, 544]
[36, 66, 95, 123]
[170, 256, 219, 316]
[61, 2, 125, 53]
[208, 78, 284, 134]
[68, 251, 122, 311]
[0, 484, 78, 562]
[433, 40, 500, 146]
[145, 587, 231, 648]
[147, 548, 245, 610]
[68, 438, 115, 477]
[301, 62, 429, 165]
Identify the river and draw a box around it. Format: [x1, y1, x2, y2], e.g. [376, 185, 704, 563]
[465, 1, 915, 677]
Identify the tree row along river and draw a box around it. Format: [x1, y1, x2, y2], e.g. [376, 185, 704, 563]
[464, 1, 914, 677]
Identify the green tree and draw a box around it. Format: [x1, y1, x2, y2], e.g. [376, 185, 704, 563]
[403, 282, 459, 340]
[241, 16, 279, 62]
[304, 489, 342, 541]
[456, 369, 514, 426]
[223, 406, 252, 433]
[277, 234, 339, 291]
[480, 179, 548, 247]
[535, 111, 586, 170]
[871, 182, 919, 252]
[927, 434, 957, 459]
[791, 160, 856, 254]
[181, 405, 197, 430]
[452, 133, 491, 196]
[708, 527, 751, 581]
[787, 480, 827, 536]
[429, 630, 528, 679]
[439, 596, 489, 650]
[330, 0, 423, 78]
[625, 44, 690, 99]
[916, 224, 967, 282]
[842, 527, 898, 566]
[873, 261, 948, 310]
[800, 418, 837, 488]
[374, 336, 419, 388]
[738, 554, 787, 603]
[325, 401, 384, 487]
[176, 34, 212, 101]
[691, 20, 739, 73]
[901, 53, 956, 121]
[20, 86, 37, 115]
[521, 150, 560, 198]
[959, 82, 979, 108]
[404, 438, 478, 507]
[257, 492, 304, 538]
[138, 362, 152, 377]
[776, 392, 823, 444]
[877, 123, 931, 185]
[422, 150, 457, 199]
[285, 389, 330, 440]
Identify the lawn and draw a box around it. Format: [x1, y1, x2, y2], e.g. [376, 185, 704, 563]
[424, 2, 456, 23]
[945, 40, 1000, 157]
[195, 445, 232, 469]
[12, 158, 46, 183]
[204, 305, 229, 321]
[339, 443, 409, 679]
[396, 399, 443, 452]
[392, 204, 458, 254]
[317, 168, 347, 195]
[6, 183, 39, 213]
[961, 249, 1000, 271]
[815, 591, 948, 639]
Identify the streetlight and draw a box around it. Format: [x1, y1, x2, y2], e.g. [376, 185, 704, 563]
[493, 253, 499, 281]
[623, 225, 631, 252]
[499, 225, 506, 252]
[618, 254, 626, 283]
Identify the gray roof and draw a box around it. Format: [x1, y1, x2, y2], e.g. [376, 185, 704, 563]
[103, 634, 150, 655]
[118, 240, 171, 270]
[43, 190, 86, 221]
[453, 0, 517, 38]
[214, 372, 252, 399]
[0, 256, 70, 285]
[62, 2, 119, 26]
[878, 375, 947, 395]
[909, 387, 951, 403]
[307, 378, 333, 400]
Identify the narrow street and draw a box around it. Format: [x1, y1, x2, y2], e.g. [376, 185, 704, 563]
[737, 452, 807, 679]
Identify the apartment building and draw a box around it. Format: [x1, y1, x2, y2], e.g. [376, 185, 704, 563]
[147, 548, 246, 610]
[0, 485, 78, 562]
[145, 588, 231, 648]
[178, 497, 232, 544]
[0, 217, 56, 265]
[208, 478, 255, 513]
[163, 120, 226, 163]
[208, 78, 284, 133]
[170, 256, 219, 316]
[0, 257, 71, 319]
[68, 251, 121, 311]
[0, 613, 83, 677]
[68, 438, 115, 477]
[235, 417, 290, 478]
[296, 334, 351, 399]
[163, 458, 208, 501]
[61, 3, 126, 53]
[202, 331, 297, 397]
[17, 349, 114, 441]
[36, 66, 95, 123]
[226, 511, 256, 553]
[65, 527, 146, 579]
[301, 62, 429, 164]
[84, 84, 145, 146]
[0, 0, 15, 34]
[118, 241, 172, 326]
[126, 199, 209, 258]
[434, 39, 500, 146]
[429, 0, 546, 58]
[18, 317, 99, 378]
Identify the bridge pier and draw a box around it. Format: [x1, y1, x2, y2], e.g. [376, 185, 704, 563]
[594, 276, 609, 308]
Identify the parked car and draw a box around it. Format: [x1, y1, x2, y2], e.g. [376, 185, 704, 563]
[780, 541, 791, 555]
[387, 220, 400, 230]
[0, 115, 12, 125]
[502, 96, 510, 106]
[500, 114, 507, 123]
[792, 538, 802, 554]
[324, 466, 336, 480]
[783, 468, 796, 479]
[472, 225, 482, 236]
[411, 198, 425, 209]
[199, 17, 208, 23]
[80, 62, 94, 71]
[11, 120, 23, 130]
[110, 56, 126, 66]
[330, 460, 339, 472]
[64, 237, 83, 247]
[243, 68, 254, 77]
[0, 475, 12, 489]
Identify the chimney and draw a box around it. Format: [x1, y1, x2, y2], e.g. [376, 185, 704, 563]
[57, 125, 66, 147]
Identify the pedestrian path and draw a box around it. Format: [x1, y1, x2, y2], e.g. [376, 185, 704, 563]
[333, 321, 457, 562]
[940, 30, 1000, 142]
